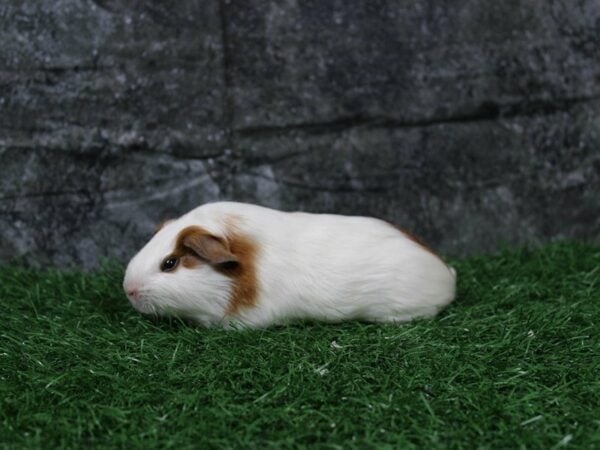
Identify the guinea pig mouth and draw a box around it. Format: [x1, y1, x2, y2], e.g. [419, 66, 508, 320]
[127, 294, 157, 315]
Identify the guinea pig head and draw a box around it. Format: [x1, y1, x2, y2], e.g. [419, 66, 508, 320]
[123, 221, 256, 326]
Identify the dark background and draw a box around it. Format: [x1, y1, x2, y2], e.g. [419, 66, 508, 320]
[1, 0, 599, 268]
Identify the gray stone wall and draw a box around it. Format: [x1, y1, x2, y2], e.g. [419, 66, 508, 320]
[1, 0, 599, 268]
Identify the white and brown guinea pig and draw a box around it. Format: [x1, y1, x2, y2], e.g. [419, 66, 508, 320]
[123, 201, 456, 328]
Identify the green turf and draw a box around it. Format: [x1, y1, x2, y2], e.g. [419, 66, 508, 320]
[1, 241, 599, 449]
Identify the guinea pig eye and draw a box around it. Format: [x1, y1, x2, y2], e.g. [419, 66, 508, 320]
[160, 256, 179, 272]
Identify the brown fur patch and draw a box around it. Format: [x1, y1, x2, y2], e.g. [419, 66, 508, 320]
[170, 223, 258, 315]
[220, 216, 258, 315]
[155, 219, 174, 234]
[220, 229, 258, 315]
[389, 223, 443, 261]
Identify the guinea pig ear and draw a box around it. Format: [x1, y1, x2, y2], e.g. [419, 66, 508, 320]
[181, 228, 238, 265]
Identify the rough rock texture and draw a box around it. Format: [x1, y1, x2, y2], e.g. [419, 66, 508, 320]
[1, 0, 599, 268]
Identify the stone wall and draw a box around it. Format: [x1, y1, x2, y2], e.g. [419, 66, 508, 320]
[1, 0, 599, 268]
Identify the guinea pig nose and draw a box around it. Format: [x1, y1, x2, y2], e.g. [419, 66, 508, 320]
[123, 280, 140, 300]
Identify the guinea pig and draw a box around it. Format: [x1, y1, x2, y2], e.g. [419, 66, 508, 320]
[123, 202, 456, 328]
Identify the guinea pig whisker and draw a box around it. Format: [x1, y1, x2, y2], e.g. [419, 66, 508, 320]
[218, 311, 228, 327]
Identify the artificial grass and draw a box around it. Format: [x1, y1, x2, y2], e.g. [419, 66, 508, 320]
[1, 242, 599, 449]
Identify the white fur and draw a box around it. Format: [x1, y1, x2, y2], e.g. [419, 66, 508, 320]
[123, 202, 457, 328]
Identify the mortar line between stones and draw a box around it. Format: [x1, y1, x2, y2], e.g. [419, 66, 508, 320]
[234, 93, 600, 138]
[216, 0, 240, 199]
